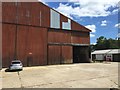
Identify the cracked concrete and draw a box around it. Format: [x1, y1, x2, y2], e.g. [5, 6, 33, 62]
[1, 62, 119, 88]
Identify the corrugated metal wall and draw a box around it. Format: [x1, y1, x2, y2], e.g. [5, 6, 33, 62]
[2, 24, 16, 67]
[71, 32, 90, 44]
[2, 2, 90, 32]
[2, 2, 17, 23]
[48, 30, 71, 43]
[48, 45, 61, 65]
[40, 3, 50, 27]
[48, 30, 90, 44]
[17, 26, 47, 66]
[2, 2, 50, 27]
[48, 45, 72, 65]
[2, 2, 90, 67]
[61, 46, 72, 64]
[2, 24, 48, 67]
[71, 21, 90, 32]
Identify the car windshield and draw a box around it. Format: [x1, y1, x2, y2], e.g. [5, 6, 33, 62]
[12, 62, 21, 64]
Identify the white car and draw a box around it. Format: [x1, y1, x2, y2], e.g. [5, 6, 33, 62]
[9, 60, 23, 71]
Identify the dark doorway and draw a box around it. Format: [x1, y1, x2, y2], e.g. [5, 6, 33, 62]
[73, 46, 90, 63]
[113, 54, 120, 62]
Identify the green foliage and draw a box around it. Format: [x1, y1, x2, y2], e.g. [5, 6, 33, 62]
[91, 36, 120, 51]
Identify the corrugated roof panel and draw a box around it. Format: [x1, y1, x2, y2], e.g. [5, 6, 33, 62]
[108, 49, 120, 54]
[92, 49, 120, 54]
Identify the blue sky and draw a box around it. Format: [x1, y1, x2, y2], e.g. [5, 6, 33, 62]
[40, 0, 120, 44]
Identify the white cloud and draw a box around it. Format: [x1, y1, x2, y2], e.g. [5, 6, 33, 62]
[85, 24, 96, 38]
[101, 20, 107, 26]
[55, 0, 119, 18]
[90, 34, 95, 37]
[115, 23, 120, 28]
[54, 3, 73, 19]
[112, 9, 118, 14]
[91, 42, 97, 45]
[85, 25, 96, 33]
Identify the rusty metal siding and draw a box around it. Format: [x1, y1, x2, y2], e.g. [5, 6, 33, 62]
[2, 2, 50, 27]
[2, 2, 17, 23]
[16, 25, 28, 66]
[28, 27, 47, 66]
[17, 3, 27, 25]
[71, 21, 82, 31]
[17, 2, 40, 26]
[2, 2, 90, 67]
[30, 2, 51, 27]
[40, 3, 50, 27]
[30, 3, 40, 26]
[61, 46, 72, 64]
[48, 45, 73, 65]
[2, 24, 16, 67]
[48, 45, 61, 65]
[48, 30, 71, 43]
[80, 32, 90, 44]
[2, 24, 48, 67]
[2, 2, 90, 32]
[17, 26, 47, 66]
[71, 21, 90, 32]
[71, 32, 90, 44]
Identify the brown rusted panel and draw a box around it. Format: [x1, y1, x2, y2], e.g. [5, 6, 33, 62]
[71, 32, 90, 44]
[17, 2, 43, 26]
[71, 21, 82, 31]
[48, 45, 61, 65]
[2, 24, 16, 67]
[2, 2, 17, 23]
[48, 45, 73, 65]
[16, 25, 28, 66]
[17, 2, 32, 25]
[48, 30, 71, 43]
[28, 27, 47, 66]
[61, 46, 73, 64]
[17, 3, 27, 25]
[71, 21, 90, 32]
[2, 2, 50, 27]
[28, 2, 50, 27]
[71, 32, 82, 44]
[17, 26, 47, 66]
[40, 3, 50, 27]
[29, 2, 40, 26]
[60, 14, 68, 29]
[80, 32, 90, 44]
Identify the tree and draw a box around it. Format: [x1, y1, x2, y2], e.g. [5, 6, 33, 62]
[91, 36, 120, 51]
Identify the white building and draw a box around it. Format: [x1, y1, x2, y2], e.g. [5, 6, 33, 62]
[91, 49, 120, 62]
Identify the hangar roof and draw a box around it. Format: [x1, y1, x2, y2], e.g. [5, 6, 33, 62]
[91, 49, 120, 54]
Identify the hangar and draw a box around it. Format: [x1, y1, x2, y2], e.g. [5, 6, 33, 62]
[91, 49, 120, 62]
[2, 2, 91, 67]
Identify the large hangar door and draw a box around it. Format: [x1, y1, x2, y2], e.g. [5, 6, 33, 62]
[48, 45, 73, 65]
[48, 45, 61, 65]
[73, 46, 90, 63]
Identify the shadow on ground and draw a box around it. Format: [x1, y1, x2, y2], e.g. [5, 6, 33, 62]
[5, 68, 22, 72]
